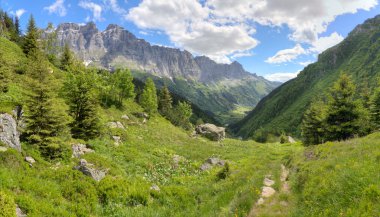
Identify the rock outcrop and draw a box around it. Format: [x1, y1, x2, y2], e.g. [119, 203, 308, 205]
[74, 159, 107, 181]
[72, 144, 94, 158]
[0, 113, 21, 151]
[195, 123, 225, 141]
[200, 157, 225, 171]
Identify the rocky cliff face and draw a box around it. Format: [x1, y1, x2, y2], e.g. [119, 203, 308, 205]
[0, 113, 21, 151]
[56, 22, 261, 83]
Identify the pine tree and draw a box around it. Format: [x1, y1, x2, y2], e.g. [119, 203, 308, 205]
[301, 100, 327, 145]
[171, 101, 192, 129]
[24, 51, 70, 159]
[14, 16, 20, 36]
[22, 15, 39, 55]
[158, 86, 172, 116]
[64, 70, 100, 140]
[139, 78, 158, 114]
[60, 43, 74, 70]
[370, 86, 380, 130]
[325, 74, 366, 141]
[0, 54, 10, 93]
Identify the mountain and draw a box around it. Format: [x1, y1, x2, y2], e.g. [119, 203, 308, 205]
[55, 22, 279, 123]
[232, 15, 380, 138]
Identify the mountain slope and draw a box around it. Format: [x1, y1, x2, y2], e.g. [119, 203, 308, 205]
[232, 15, 380, 138]
[55, 22, 278, 123]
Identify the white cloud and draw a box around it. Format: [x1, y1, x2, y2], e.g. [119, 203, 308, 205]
[104, 0, 127, 14]
[79, 1, 104, 21]
[44, 0, 67, 17]
[299, 61, 314, 66]
[309, 32, 344, 53]
[15, 9, 26, 18]
[127, 0, 377, 63]
[264, 71, 300, 82]
[265, 44, 306, 64]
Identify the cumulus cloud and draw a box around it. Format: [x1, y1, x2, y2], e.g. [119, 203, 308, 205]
[265, 44, 306, 64]
[79, 1, 104, 21]
[44, 0, 67, 17]
[309, 32, 344, 53]
[15, 9, 26, 18]
[104, 0, 127, 14]
[264, 71, 300, 82]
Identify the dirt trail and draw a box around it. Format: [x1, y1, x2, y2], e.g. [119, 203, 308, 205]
[247, 164, 290, 217]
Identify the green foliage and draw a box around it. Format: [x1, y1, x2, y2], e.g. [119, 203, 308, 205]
[0, 54, 10, 93]
[60, 43, 74, 71]
[139, 78, 158, 114]
[113, 68, 135, 104]
[301, 100, 327, 145]
[63, 69, 100, 140]
[217, 162, 230, 180]
[280, 133, 288, 144]
[24, 51, 70, 159]
[0, 10, 19, 43]
[370, 85, 380, 129]
[169, 101, 193, 130]
[22, 15, 39, 55]
[158, 86, 172, 116]
[0, 191, 16, 217]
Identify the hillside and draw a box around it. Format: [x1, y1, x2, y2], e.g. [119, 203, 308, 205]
[232, 15, 380, 138]
[55, 22, 278, 124]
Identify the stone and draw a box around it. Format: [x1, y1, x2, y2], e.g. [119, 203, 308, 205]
[200, 157, 225, 171]
[121, 115, 130, 120]
[74, 159, 107, 181]
[25, 156, 36, 164]
[0, 113, 21, 151]
[142, 118, 147, 124]
[256, 198, 265, 205]
[112, 136, 121, 146]
[150, 184, 160, 192]
[263, 177, 275, 187]
[16, 204, 27, 217]
[261, 186, 276, 198]
[195, 123, 225, 141]
[200, 163, 212, 171]
[107, 121, 125, 129]
[288, 136, 296, 144]
[72, 144, 94, 158]
[0, 146, 8, 152]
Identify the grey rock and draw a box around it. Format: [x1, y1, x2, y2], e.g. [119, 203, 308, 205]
[121, 115, 130, 120]
[0, 113, 21, 151]
[112, 136, 121, 146]
[16, 204, 27, 217]
[200, 157, 225, 171]
[72, 143, 94, 158]
[107, 121, 125, 129]
[25, 156, 36, 164]
[200, 163, 212, 171]
[195, 123, 225, 141]
[74, 159, 107, 181]
[288, 136, 296, 144]
[150, 184, 160, 192]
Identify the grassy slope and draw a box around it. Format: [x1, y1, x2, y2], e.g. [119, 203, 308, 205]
[233, 15, 380, 138]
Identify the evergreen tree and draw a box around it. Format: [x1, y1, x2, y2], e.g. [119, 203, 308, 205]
[14, 16, 20, 36]
[64, 70, 100, 140]
[0, 54, 10, 93]
[24, 51, 70, 159]
[22, 15, 39, 55]
[370, 86, 380, 130]
[158, 86, 172, 116]
[325, 74, 366, 141]
[139, 78, 158, 114]
[114, 68, 135, 104]
[60, 43, 74, 70]
[301, 100, 327, 145]
[171, 101, 192, 130]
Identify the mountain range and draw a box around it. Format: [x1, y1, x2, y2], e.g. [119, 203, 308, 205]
[232, 15, 380, 138]
[55, 22, 279, 123]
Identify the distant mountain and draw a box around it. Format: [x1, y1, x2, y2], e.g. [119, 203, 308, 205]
[232, 15, 380, 137]
[55, 22, 279, 123]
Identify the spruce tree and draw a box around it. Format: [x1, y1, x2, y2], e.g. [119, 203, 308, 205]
[24, 51, 70, 159]
[171, 101, 192, 129]
[60, 43, 74, 70]
[22, 15, 39, 55]
[0, 54, 10, 93]
[64, 69, 100, 140]
[139, 78, 158, 114]
[158, 86, 172, 116]
[325, 74, 365, 141]
[301, 100, 326, 145]
[370, 86, 380, 130]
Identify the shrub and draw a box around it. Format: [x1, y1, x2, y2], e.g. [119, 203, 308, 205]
[0, 191, 16, 217]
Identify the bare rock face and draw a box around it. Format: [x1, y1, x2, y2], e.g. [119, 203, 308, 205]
[0, 113, 21, 151]
[195, 123, 225, 141]
[74, 159, 107, 181]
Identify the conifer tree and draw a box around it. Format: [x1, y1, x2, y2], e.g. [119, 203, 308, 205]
[158, 86, 172, 116]
[0, 54, 10, 93]
[24, 51, 70, 159]
[171, 101, 192, 129]
[14, 16, 20, 36]
[325, 74, 366, 141]
[370, 86, 380, 130]
[301, 100, 326, 145]
[64, 69, 100, 140]
[139, 78, 158, 114]
[22, 15, 39, 55]
[60, 43, 74, 70]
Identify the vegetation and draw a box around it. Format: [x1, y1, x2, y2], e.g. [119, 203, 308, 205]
[139, 77, 158, 114]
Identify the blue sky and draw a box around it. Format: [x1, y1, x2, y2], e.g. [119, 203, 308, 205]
[1, 0, 380, 81]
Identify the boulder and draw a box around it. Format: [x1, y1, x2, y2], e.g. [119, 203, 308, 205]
[112, 136, 121, 146]
[25, 156, 36, 164]
[200, 157, 225, 171]
[16, 204, 27, 217]
[74, 159, 107, 181]
[72, 144, 94, 158]
[0, 113, 21, 151]
[195, 123, 225, 141]
[121, 115, 130, 120]
[107, 121, 125, 129]
[288, 136, 296, 143]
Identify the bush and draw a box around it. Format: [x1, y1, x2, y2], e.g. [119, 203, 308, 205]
[217, 163, 230, 180]
[0, 191, 16, 217]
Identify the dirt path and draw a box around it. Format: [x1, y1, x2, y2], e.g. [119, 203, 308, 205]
[247, 164, 290, 217]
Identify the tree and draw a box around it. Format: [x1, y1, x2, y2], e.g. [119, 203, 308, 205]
[139, 78, 158, 114]
[158, 86, 172, 116]
[43, 22, 59, 65]
[24, 51, 70, 159]
[114, 68, 135, 104]
[64, 69, 100, 140]
[370, 85, 380, 130]
[0, 54, 10, 93]
[171, 101, 192, 129]
[301, 100, 327, 145]
[14, 16, 20, 36]
[22, 15, 39, 55]
[324, 74, 367, 141]
[60, 43, 74, 70]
